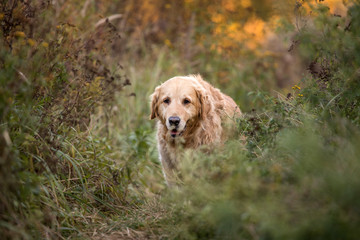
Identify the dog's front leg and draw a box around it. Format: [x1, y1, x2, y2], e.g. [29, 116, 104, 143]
[158, 143, 178, 186]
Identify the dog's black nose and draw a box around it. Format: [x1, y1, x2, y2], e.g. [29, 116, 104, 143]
[168, 116, 180, 126]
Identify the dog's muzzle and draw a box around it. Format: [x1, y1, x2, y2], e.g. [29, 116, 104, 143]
[167, 116, 183, 138]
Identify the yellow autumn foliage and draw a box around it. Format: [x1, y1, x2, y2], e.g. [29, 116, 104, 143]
[41, 42, 49, 48]
[14, 31, 26, 38]
[203, 0, 348, 54]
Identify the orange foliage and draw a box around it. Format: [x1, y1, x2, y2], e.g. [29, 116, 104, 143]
[204, 0, 348, 54]
[17, 0, 346, 57]
[62, 0, 346, 57]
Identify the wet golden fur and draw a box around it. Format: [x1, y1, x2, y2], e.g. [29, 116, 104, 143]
[150, 75, 241, 185]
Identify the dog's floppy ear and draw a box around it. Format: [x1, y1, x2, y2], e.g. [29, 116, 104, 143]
[149, 86, 161, 120]
[195, 87, 211, 120]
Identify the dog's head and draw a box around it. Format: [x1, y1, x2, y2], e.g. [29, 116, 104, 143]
[150, 76, 211, 138]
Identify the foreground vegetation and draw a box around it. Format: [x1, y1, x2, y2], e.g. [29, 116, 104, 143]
[1, 0, 360, 239]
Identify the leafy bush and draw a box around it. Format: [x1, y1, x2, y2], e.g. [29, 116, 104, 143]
[158, 2, 360, 239]
[0, 1, 136, 238]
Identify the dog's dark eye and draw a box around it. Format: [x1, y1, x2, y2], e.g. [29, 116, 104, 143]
[163, 98, 170, 104]
[183, 99, 190, 105]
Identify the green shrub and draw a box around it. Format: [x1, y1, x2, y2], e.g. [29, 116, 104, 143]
[0, 1, 134, 238]
[158, 3, 360, 239]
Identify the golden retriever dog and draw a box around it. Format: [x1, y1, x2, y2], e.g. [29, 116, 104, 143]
[150, 74, 241, 185]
